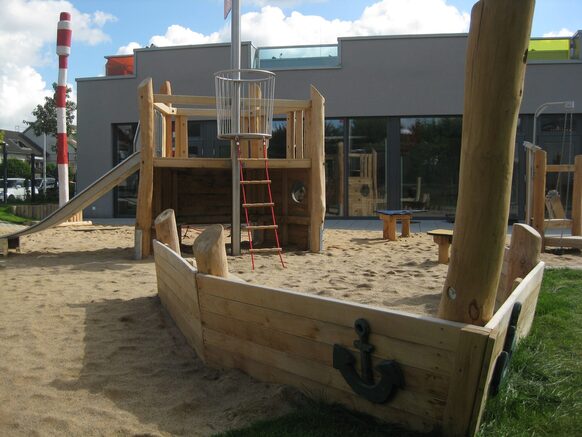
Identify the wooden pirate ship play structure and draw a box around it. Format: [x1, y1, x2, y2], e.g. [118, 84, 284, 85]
[133, 79, 325, 260]
[149, 1, 546, 435]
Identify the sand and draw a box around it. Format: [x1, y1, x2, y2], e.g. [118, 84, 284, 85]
[1, 224, 580, 436]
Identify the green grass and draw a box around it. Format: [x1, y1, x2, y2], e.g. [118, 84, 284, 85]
[215, 269, 582, 437]
[478, 268, 582, 436]
[0, 205, 29, 224]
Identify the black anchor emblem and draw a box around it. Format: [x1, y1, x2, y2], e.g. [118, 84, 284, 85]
[490, 302, 522, 396]
[333, 318, 404, 403]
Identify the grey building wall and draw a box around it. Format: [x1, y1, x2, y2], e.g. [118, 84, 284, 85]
[76, 33, 582, 218]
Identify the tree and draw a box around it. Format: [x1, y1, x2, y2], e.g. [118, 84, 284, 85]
[0, 159, 32, 179]
[23, 83, 76, 142]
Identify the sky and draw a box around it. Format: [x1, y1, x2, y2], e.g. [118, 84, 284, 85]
[0, 0, 580, 131]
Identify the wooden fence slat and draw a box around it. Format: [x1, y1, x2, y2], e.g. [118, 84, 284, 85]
[196, 274, 465, 351]
[199, 293, 455, 376]
[203, 328, 445, 421]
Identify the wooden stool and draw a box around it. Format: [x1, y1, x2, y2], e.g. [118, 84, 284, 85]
[378, 211, 412, 241]
[427, 229, 453, 264]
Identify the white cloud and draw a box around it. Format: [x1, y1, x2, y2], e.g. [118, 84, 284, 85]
[0, 63, 51, 131]
[117, 42, 142, 55]
[543, 28, 574, 37]
[149, 24, 223, 47]
[138, 0, 469, 51]
[0, 0, 115, 130]
[247, 0, 327, 7]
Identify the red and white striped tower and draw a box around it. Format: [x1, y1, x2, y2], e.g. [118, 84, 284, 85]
[56, 12, 72, 206]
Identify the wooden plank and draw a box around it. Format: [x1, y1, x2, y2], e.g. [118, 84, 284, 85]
[203, 328, 446, 421]
[544, 235, 582, 249]
[573, 155, 582, 236]
[153, 157, 311, 169]
[154, 94, 310, 112]
[158, 81, 173, 158]
[544, 218, 573, 229]
[196, 274, 466, 351]
[204, 344, 436, 433]
[176, 116, 188, 158]
[158, 280, 205, 360]
[546, 164, 575, 173]
[295, 111, 304, 158]
[486, 262, 545, 337]
[153, 102, 175, 116]
[153, 240, 199, 310]
[135, 78, 155, 258]
[154, 94, 216, 105]
[286, 112, 295, 159]
[199, 294, 455, 377]
[469, 261, 545, 433]
[442, 326, 490, 436]
[175, 108, 217, 118]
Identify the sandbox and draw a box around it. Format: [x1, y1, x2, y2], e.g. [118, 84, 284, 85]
[153, 233, 544, 436]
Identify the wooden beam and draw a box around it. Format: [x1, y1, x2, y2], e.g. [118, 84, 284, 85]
[532, 149, 547, 241]
[154, 209, 181, 255]
[438, 0, 535, 325]
[546, 164, 575, 173]
[153, 93, 310, 112]
[308, 86, 326, 253]
[192, 225, 229, 278]
[496, 224, 541, 307]
[175, 108, 217, 118]
[573, 155, 582, 236]
[153, 157, 311, 169]
[135, 77, 155, 258]
[158, 81, 173, 158]
[176, 116, 188, 158]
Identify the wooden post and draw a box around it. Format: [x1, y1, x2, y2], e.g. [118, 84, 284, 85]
[438, 0, 535, 325]
[192, 224, 229, 278]
[159, 81, 173, 158]
[154, 209, 180, 255]
[532, 149, 547, 243]
[496, 224, 541, 306]
[135, 78, 155, 258]
[572, 155, 582, 236]
[308, 86, 326, 253]
[286, 112, 295, 159]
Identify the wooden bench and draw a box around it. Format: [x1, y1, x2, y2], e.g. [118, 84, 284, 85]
[427, 229, 453, 264]
[376, 210, 414, 241]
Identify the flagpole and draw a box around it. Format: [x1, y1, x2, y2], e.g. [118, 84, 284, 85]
[230, 0, 241, 256]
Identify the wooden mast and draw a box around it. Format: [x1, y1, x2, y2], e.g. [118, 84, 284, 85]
[308, 86, 326, 253]
[438, 0, 535, 325]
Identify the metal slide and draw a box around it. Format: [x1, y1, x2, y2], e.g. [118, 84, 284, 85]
[2, 151, 141, 239]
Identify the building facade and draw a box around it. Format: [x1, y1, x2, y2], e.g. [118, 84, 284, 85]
[76, 32, 582, 219]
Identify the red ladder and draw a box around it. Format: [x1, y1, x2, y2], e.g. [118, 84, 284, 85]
[238, 139, 285, 270]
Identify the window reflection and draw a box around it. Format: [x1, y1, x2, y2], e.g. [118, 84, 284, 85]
[400, 117, 462, 216]
[113, 123, 138, 217]
[348, 118, 387, 216]
[324, 119, 345, 216]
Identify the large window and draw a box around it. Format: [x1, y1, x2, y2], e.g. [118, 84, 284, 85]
[400, 117, 462, 216]
[187, 121, 230, 157]
[348, 118, 387, 215]
[537, 113, 582, 216]
[113, 123, 138, 217]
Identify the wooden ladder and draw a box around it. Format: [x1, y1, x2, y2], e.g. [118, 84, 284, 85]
[238, 140, 285, 270]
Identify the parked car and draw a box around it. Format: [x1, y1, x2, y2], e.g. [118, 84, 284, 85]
[35, 177, 58, 192]
[0, 178, 28, 201]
